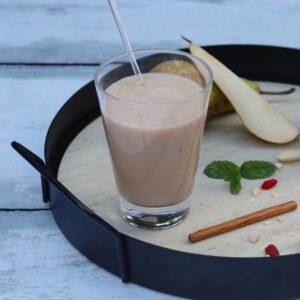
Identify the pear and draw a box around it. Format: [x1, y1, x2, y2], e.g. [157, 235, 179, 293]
[187, 40, 299, 144]
[151, 60, 260, 118]
[151, 59, 206, 86]
[208, 78, 260, 118]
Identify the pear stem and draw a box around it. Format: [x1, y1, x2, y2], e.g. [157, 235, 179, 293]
[181, 35, 192, 44]
[260, 87, 295, 95]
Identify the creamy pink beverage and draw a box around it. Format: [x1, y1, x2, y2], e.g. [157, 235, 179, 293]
[103, 73, 206, 208]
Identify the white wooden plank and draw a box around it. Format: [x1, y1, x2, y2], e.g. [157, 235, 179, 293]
[0, 211, 177, 300]
[58, 81, 300, 258]
[1, 0, 300, 63]
[0, 66, 93, 208]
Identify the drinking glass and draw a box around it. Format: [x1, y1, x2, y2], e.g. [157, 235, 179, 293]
[94, 49, 212, 229]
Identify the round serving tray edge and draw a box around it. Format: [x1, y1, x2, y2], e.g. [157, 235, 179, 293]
[17, 45, 300, 299]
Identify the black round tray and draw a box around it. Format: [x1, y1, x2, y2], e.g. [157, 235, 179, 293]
[12, 45, 300, 300]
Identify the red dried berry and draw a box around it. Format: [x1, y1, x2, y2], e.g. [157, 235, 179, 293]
[265, 244, 280, 256]
[261, 178, 277, 190]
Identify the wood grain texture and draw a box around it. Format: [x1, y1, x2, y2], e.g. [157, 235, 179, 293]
[58, 81, 300, 257]
[0, 66, 93, 208]
[1, 0, 300, 63]
[0, 211, 176, 300]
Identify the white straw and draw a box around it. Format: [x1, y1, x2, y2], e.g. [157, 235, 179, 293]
[107, 0, 144, 84]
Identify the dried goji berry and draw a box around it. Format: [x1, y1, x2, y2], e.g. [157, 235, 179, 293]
[265, 244, 280, 256]
[261, 179, 277, 190]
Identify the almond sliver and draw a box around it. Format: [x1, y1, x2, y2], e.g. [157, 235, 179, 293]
[278, 149, 300, 162]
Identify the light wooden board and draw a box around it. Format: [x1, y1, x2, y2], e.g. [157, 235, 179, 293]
[58, 81, 300, 258]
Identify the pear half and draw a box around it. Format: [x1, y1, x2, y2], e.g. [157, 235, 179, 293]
[189, 42, 299, 144]
[151, 60, 260, 118]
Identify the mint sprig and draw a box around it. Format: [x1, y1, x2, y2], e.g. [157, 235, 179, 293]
[203, 159, 278, 195]
[241, 161, 277, 179]
[230, 175, 242, 195]
[204, 161, 240, 181]
[204, 161, 241, 194]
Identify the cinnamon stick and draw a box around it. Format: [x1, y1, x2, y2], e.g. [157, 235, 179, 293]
[189, 201, 297, 243]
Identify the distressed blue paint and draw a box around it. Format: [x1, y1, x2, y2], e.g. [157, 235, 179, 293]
[0, 211, 176, 300]
[1, 0, 300, 63]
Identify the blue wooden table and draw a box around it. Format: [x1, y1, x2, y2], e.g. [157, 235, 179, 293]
[2, 0, 300, 299]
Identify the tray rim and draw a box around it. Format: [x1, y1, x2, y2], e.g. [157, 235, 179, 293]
[13, 44, 300, 299]
[47, 43, 300, 258]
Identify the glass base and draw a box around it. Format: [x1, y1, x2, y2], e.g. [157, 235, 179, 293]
[120, 197, 190, 229]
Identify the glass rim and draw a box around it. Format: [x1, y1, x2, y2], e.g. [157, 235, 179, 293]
[94, 48, 213, 105]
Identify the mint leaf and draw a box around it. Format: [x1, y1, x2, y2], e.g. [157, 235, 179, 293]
[241, 160, 277, 180]
[204, 161, 240, 181]
[230, 175, 242, 195]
